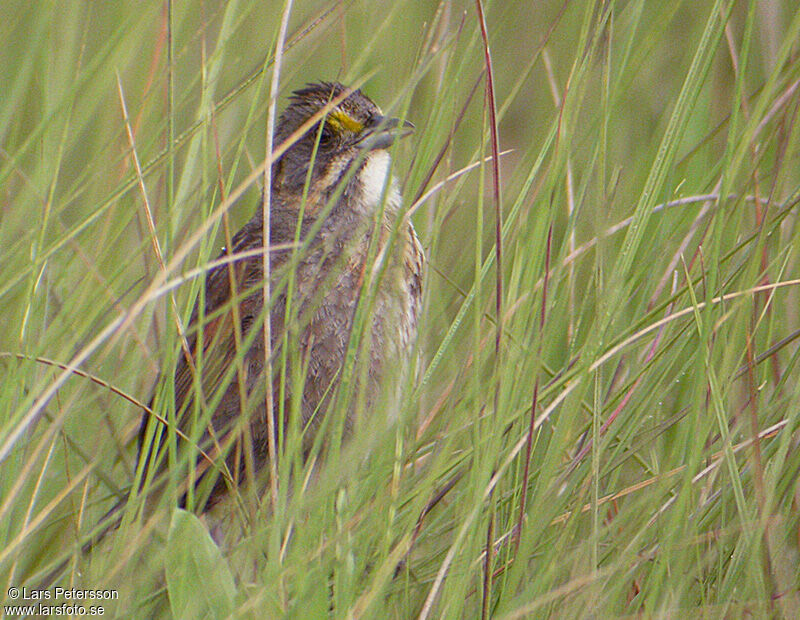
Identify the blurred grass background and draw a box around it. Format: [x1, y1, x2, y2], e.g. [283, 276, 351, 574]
[2, 0, 800, 617]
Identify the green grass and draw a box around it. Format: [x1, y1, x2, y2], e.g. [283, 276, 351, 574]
[2, 0, 800, 617]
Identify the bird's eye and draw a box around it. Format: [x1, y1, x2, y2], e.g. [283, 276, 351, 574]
[319, 125, 334, 145]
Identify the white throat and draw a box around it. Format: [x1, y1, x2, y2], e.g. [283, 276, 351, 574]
[360, 150, 399, 212]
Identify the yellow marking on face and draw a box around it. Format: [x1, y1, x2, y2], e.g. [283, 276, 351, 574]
[327, 109, 364, 134]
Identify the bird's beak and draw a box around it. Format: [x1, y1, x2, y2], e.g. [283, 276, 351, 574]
[358, 116, 415, 151]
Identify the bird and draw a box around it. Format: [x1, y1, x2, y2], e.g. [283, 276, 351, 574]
[137, 81, 424, 511]
[34, 81, 422, 589]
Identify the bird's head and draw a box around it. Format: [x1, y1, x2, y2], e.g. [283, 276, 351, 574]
[272, 82, 413, 200]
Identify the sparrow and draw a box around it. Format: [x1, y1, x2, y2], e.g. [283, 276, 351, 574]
[138, 81, 424, 509]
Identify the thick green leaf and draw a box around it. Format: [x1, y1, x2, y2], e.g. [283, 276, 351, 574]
[165, 509, 237, 620]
